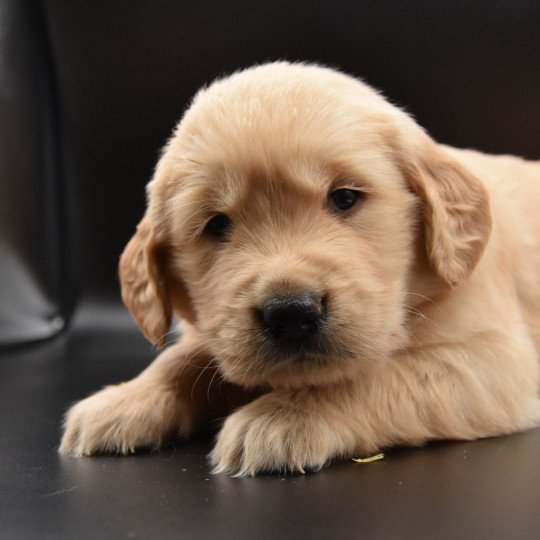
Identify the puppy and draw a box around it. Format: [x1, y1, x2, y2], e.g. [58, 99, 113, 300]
[60, 62, 540, 475]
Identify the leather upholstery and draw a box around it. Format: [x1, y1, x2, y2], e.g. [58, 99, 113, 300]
[1, 0, 539, 537]
[0, 0, 74, 345]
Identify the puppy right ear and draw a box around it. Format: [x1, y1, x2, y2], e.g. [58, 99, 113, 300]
[404, 138, 492, 288]
[119, 214, 172, 347]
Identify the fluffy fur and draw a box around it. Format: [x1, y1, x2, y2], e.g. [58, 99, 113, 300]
[60, 62, 540, 475]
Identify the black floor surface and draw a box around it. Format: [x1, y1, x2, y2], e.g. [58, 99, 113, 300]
[2, 302, 540, 539]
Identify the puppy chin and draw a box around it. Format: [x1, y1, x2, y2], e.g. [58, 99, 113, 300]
[215, 339, 382, 390]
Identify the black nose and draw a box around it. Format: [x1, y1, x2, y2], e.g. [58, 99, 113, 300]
[261, 293, 324, 344]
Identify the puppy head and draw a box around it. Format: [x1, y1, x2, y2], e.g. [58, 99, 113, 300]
[120, 62, 491, 387]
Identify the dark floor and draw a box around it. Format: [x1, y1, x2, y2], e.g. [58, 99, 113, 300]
[2, 302, 540, 539]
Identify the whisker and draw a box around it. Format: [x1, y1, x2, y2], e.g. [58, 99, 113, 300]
[190, 361, 216, 401]
[402, 304, 439, 328]
[150, 327, 181, 351]
[206, 365, 221, 401]
[404, 291, 440, 307]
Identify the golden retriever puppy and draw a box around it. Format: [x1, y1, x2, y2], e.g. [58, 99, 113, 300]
[60, 62, 540, 475]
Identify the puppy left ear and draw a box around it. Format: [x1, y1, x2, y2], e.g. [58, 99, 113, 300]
[119, 214, 172, 347]
[405, 138, 492, 287]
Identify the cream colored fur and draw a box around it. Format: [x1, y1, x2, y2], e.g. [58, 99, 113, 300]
[60, 62, 540, 476]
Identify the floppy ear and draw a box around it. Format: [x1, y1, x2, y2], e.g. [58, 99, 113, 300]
[405, 139, 492, 287]
[118, 214, 172, 347]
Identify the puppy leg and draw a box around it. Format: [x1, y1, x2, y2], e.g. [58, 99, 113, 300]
[211, 331, 540, 476]
[60, 330, 249, 456]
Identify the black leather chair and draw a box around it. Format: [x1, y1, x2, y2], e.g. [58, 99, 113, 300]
[2, 1, 540, 537]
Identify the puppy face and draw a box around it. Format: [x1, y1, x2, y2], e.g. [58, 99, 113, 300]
[169, 144, 418, 388]
[120, 63, 491, 389]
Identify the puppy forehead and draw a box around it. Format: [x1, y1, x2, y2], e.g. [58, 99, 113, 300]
[166, 162, 323, 229]
[173, 130, 404, 208]
[173, 109, 402, 202]
[158, 63, 412, 219]
[206, 158, 327, 202]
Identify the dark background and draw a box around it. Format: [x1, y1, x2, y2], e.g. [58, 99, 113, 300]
[1, 1, 540, 538]
[44, 0, 540, 304]
[2, 0, 539, 341]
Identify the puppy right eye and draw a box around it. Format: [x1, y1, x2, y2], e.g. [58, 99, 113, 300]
[329, 188, 363, 213]
[205, 214, 232, 240]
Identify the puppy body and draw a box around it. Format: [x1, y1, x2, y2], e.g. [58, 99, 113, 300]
[60, 63, 540, 475]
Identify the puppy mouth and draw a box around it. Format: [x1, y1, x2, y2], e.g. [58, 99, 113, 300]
[260, 333, 330, 363]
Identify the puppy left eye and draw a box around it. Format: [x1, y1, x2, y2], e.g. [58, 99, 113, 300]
[329, 188, 363, 212]
[205, 213, 232, 240]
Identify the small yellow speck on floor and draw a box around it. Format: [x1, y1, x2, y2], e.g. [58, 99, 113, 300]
[352, 453, 385, 463]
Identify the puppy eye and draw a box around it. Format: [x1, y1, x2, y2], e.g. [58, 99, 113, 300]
[205, 214, 232, 240]
[329, 188, 363, 212]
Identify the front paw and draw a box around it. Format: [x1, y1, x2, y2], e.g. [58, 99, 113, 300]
[59, 381, 189, 456]
[210, 393, 340, 476]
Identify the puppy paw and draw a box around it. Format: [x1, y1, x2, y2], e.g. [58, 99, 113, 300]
[210, 393, 343, 476]
[59, 381, 190, 456]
